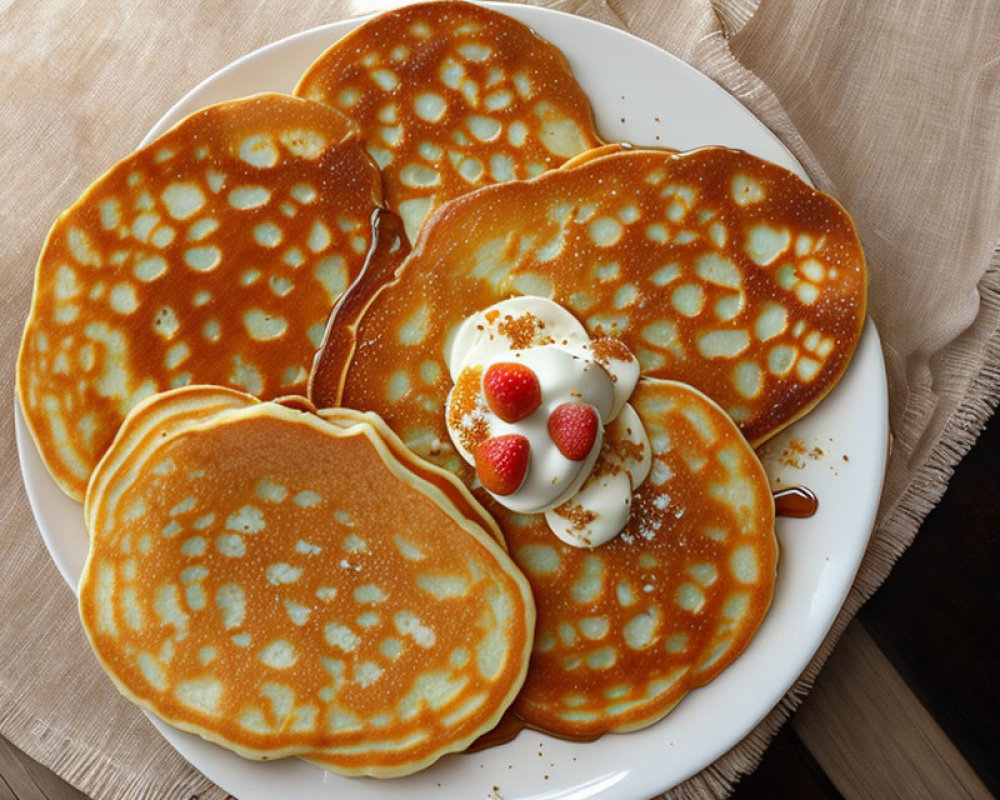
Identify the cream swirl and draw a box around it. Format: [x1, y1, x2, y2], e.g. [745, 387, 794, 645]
[444, 297, 650, 547]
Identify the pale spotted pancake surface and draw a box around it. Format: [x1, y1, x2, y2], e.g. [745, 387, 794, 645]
[85, 386, 255, 537]
[80, 389, 535, 777]
[317, 407, 505, 549]
[83, 390, 353, 542]
[501, 379, 775, 736]
[295, 0, 601, 243]
[316, 147, 866, 463]
[18, 93, 382, 501]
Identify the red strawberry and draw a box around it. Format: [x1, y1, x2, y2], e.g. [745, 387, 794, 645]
[548, 403, 599, 461]
[474, 434, 530, 496]
[482, 362, 541, 423]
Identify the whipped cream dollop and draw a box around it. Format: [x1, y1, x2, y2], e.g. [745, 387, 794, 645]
[444, 296, 650, 548]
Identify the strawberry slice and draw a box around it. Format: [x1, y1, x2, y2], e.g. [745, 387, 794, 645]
[482, 362, 541, 423]
[548, 403, 600, 461]
[474, 434, 530, 496]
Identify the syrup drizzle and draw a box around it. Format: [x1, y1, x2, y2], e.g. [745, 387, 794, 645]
[309, 208, 410, 409]
[773, 486, 818, 518]
[466, 710, 600, 753]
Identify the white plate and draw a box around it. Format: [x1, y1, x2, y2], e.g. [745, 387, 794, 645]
[15, 4, 888, 798]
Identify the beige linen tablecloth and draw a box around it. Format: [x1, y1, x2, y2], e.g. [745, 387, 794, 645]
[2, 1, 998, 797]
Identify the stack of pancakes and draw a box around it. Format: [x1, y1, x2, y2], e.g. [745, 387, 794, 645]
[82, 386, 533, 776]
[17, 0, 866, 778]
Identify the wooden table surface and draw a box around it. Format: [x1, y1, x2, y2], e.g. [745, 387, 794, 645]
[2, 411, 997, 800]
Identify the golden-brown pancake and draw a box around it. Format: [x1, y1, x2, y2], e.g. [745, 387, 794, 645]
[84, 385, 255, 536]
[317, 407, 505, 548]
[80, 389, 535, 777]
[295, 0, 602, 243]
[314, 147, 866, 461]
[502, 379, 775, 736]
[559, 141, 647, 168]
[18, 93, 383, 501]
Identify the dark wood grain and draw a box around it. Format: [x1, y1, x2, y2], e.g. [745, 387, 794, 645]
[0, 736, 86, 800]
[733, 726, 842, 799]
[860, 410, 1000, 795]
[791, 623, 992, 800]
[735, 409, 999, 798]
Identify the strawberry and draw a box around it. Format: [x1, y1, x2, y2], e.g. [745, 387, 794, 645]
[474, 434, 530, 496]
[482, 362, 541, 423]
[548, 403, 599, 461]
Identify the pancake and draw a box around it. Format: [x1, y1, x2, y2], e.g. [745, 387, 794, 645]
[80, 389, 535, 777]
[18, 93, 383, 501]
[313, 147, 866, 462]
[501, 378, 776, 736]
[295, 0, 601, 243]
[317, 407, 505, 549]
[85, 385, 255, 536]
[559, 142, 650, 168]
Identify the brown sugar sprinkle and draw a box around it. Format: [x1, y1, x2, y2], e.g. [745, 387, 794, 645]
[591, 455, 624, 479]
[591, 438, 641, 479]
[591, 337, 632, 363]
[446, 366, 490, 451]
[460, 413, 490, 452]
[608, 437, 644, 463]
[590, 337, 633, 382]
[496, 311, 543, 350]
[554, 502, 597, 531]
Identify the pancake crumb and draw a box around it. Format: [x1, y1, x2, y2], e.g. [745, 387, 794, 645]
[777, 438, 807, 468]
